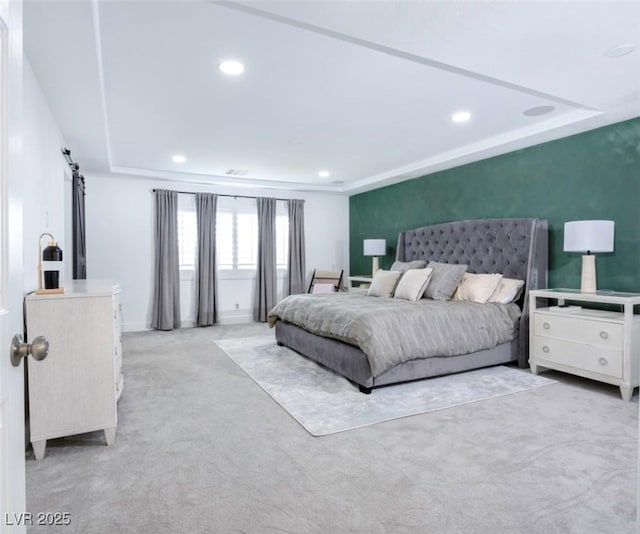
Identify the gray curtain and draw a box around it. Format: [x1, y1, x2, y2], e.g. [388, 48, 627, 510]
[253, 197, 277, 322]
[285, 199, 306, 296]
[151, 189, 181, 330]
[72, 171, 87, 279]
[195, 193, 218, 326]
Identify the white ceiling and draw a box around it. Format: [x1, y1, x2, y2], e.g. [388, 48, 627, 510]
[24, 1, 640, 194]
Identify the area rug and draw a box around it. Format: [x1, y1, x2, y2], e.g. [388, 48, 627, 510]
[215, 335, 556, 436]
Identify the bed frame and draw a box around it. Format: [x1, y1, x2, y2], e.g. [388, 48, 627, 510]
[275, 218, 548, 393]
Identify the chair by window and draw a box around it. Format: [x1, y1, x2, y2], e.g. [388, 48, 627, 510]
[307, 269, 344, 293]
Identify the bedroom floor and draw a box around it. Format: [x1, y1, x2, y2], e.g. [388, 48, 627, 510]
[26, 323, 637, 534]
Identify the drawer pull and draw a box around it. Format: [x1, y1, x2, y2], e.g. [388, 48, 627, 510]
[543, 322, 550, 330]
[542, 345, 550, 353]
[598, 357, 608, 366]
[599, 331, 608, 340]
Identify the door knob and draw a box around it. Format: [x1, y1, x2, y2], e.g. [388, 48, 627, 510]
[10, 334, 49, 367]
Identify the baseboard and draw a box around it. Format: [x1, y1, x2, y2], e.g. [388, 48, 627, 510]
[123, 321, 195, 332]
[122, 322, 151, 333]
[218, 310, 253, 325]
[123, 313, 253, 331]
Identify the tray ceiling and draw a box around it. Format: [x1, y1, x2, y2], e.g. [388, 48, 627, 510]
[24, 1, 640, 193]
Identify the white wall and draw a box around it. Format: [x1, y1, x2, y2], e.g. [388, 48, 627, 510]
[21, 59, 351, 331]
[85, 175, 350, 331]
[22, 58, 70, 292]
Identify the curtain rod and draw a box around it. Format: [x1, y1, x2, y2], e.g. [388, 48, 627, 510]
[62, 147, 85, 183]
[151, 189, 303, 203]
[61, 147, 79, 171]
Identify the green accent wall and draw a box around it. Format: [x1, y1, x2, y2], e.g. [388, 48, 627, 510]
[350, 117, 640, 291]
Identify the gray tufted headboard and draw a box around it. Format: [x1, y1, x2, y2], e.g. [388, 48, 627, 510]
[396, 218, 548, 367]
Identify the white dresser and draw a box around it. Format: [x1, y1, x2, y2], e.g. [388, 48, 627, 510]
[25, 279, 123, 459]
[529, 288, 640, 401]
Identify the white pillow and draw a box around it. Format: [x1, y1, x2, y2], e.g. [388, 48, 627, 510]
[367, 270, 403, 298]
[453, 273, 503, 303]
[489, 277, 525, 304]
[394, 268, 434, 301]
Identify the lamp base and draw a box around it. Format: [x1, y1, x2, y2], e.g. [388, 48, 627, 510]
[580, 254, 597, 293]
[372, 257, 380, 277]
[35, 288, 65, 295]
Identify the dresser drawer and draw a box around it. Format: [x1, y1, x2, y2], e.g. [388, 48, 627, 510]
[533, 313, 623, 350]
[113, 293, 122, 334]
[116, 373, 124, 402]
[532, 335, 623, 379]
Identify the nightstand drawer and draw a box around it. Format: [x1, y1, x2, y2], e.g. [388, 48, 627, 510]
[533, 313, 623, 350]
[532, 336, 623, 379]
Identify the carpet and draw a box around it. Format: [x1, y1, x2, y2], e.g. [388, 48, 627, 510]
[25, 327, 637, 533]
[215, 335, 556, 436]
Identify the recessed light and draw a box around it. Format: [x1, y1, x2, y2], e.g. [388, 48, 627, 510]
[451, 111, 471, 123]
[318, 170, 330, 178]
[172, 154, 186, 163]
[604, 44, 635, 58]
[523, 105, 555, 117]
[218, 60, 245, 76]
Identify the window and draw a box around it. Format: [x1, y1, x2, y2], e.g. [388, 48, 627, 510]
[216, 211, 233, 270]
[177, 195, 197, 271]
[236, 212, 258, 269]
[216, 197, 258, 273]
[275, 202, 288, 270]
[178, 195, 289, 276]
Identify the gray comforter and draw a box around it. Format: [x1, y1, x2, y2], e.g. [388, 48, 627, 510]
[267, 292, 521, 377]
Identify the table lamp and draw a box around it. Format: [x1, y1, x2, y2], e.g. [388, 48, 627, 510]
[563, 220, 614, 293]
[363, 239, 386, 277]
[36, 233, 64, 294]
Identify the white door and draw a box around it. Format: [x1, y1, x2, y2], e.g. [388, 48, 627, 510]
[0, 1, 26, 532]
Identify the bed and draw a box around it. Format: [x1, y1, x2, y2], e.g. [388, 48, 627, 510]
[268, 218, 548, 393]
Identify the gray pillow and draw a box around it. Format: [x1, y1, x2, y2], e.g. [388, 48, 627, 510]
[424, 261, 468, 300]
[390, 260, 427, 272]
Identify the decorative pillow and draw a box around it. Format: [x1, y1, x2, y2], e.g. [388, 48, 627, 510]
[390, 260, 427, 272]
[424, 262, 468, 300]
[489, 277, 525, 304]
[393, 268, 434, 301]
[453, 273, 503, 303]
[367, 269, 403, 298]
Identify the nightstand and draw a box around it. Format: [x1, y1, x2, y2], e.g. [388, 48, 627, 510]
[529, 288, 640, 401]
[348, 276, 373, 289]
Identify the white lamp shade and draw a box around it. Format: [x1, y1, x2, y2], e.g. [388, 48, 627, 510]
[564, 220, 614, 253]
[363, 239, 386, 256]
